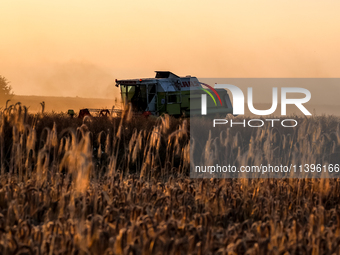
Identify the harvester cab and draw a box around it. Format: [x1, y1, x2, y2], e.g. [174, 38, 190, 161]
[115, 71, 233, 117]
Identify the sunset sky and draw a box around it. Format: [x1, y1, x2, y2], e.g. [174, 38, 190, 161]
[1, 0, 340, 98]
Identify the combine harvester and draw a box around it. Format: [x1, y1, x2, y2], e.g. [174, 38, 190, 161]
[115, 71, 233, 117]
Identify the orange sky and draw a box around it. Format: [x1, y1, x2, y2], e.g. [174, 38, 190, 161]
[1, 0, 340, 98]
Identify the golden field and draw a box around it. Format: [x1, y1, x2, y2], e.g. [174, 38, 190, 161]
[0, 103, 340, 254]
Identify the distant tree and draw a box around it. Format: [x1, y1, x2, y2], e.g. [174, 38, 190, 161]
[0, 75, 14, 104]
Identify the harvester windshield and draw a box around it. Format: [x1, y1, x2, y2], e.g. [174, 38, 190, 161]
[121, 85, 148, 111]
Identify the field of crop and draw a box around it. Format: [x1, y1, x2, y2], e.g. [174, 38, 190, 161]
[1, 103, 340, 254]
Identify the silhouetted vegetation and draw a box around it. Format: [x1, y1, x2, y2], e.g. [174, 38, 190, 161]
[0, 104, 340, 254]
[0, 75, 14, 103]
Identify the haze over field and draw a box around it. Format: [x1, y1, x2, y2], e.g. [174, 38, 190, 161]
[10, 95, 116, 113]
[1, 0, 340, 101]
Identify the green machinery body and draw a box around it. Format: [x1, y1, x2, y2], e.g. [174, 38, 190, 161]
[115, 71, 233, 117]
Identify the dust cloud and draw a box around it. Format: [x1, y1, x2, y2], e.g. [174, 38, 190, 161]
[3, 61, 120, 99]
